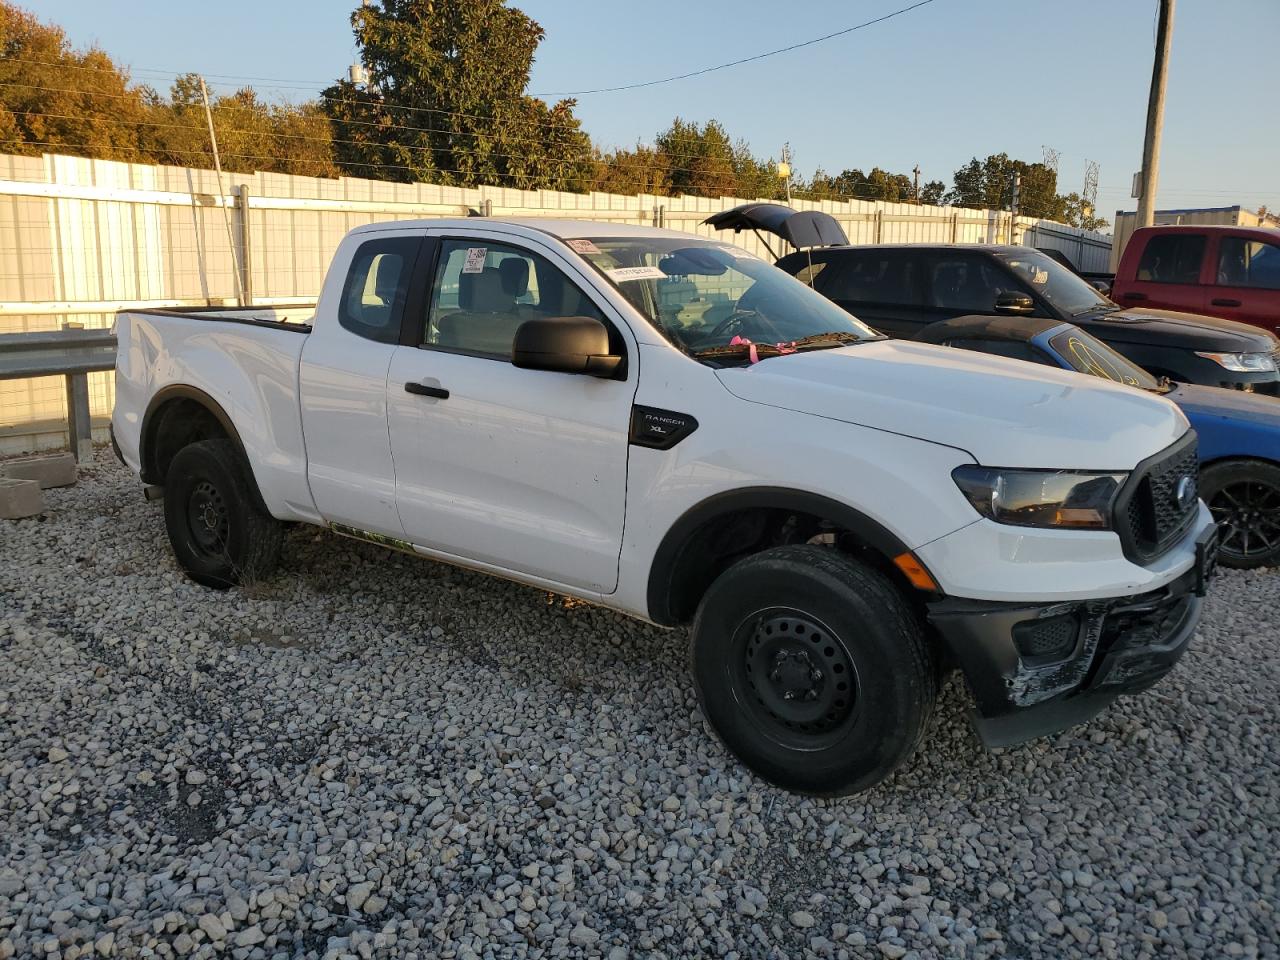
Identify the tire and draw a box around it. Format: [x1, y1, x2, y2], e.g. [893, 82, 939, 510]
[162, 439, 282, 589]
[1200, 459, 1280, 569]
[690, 544, 937, 796]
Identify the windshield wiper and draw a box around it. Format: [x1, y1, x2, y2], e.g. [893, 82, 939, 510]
[691, 331, 865, 365]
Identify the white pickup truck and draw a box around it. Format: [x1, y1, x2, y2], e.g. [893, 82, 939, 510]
[112, 219, 1218, 795]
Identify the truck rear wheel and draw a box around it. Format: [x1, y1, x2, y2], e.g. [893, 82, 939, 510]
[162, 439, 282, 589]
[691, 545, 937, 795]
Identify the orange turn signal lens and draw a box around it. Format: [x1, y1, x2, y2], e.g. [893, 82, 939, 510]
[893, 552, 940, 592]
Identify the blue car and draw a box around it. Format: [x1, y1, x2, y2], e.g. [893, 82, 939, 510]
[917, 315, 1280, 569]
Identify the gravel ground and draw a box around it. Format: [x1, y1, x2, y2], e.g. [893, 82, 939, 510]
[0, 452, 1276, 960]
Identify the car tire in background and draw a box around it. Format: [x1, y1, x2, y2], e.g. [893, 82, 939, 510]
[690, 544, 937, 796]
[162, 439, 283, 589]
[1200, 459, 1280, 569]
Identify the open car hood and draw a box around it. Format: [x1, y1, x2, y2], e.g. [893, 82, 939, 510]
[703, 203, 849, 250]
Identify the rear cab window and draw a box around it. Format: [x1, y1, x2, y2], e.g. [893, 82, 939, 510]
[338, 237, 422, 344]
[1136, 234, 1207, 284]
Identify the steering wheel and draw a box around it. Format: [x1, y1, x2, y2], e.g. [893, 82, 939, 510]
[707, 308, 784, 343]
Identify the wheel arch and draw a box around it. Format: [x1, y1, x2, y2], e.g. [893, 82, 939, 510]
[645, 486, 919, 627]
[140, 385, 270, 514]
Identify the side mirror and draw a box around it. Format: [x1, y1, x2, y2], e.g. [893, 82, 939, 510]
[512, 316, 622, 377]
[993, 292, 1035, 316]
[1090, 280, 1112, 296]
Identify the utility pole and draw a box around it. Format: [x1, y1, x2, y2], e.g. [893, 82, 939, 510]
[912, 164, 921, 204]
[1137, 0, 1175, 228]
[777, 144, 793, 204]
[199, 77, 245, 306]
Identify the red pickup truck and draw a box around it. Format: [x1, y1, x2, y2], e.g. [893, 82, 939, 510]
[1111, 225, 1280, 334]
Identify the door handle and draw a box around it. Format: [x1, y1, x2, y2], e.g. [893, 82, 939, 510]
[404, 382, 449, 399]
[1121, 292, 1148, 301]
[1211, 298, 1242, 307]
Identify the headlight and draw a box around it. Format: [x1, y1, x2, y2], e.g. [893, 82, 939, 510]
[1195, 351, 1277, 373]
[952, 466, 1127, 530]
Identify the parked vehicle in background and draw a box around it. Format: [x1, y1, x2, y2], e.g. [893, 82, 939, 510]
[702, 204, 1280, 392]
[916, 314, 1280, 569]
[1111, 225, 1280, 335]
[773, 242, 1280, 393]
[1036, 246, 1114, 295]
[113, 218, 1217, 795]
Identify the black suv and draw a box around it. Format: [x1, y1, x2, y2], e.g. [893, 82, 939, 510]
[774, 244, 1280, 392]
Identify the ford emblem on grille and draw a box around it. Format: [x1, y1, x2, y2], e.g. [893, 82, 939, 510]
[1174, 474, 1196, 511]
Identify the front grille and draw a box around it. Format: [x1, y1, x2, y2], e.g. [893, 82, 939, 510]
[1115, 433, 1199, 563]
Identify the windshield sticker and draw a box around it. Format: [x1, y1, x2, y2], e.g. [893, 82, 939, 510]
[1030, 267, 1049, 285]
[462, 247, 488, 274]
[606, 265, 666, 282]
[565, 239, 601, 255]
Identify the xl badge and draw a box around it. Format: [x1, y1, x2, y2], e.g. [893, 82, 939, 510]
[1174, 475, 1196, 511]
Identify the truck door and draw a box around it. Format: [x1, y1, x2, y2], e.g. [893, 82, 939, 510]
[1206, 233, 1280, 334]
[1114, 232, 1208, 315]
[385, 234, 637, 593]
[299, 231, 427, 538]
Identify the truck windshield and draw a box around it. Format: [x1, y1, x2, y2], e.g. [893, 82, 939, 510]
[997, 250, 1114, 317]
[573, 237, 880, 361]
[1048, 327, 1163, 391]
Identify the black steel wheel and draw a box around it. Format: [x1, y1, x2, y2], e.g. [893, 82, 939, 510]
[163, 439, 282, 589]
[691, 545, 937, 796]
[1201, 459, 1280, 569]
[735, 608, 861, 749]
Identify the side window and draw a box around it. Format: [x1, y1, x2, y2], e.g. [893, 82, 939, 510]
[928, 256, 1021, 312]
[424, 239, 608, 359]
[821, 254, 921, 305]
[338, 237, 420, 344]
[1217, 237, 1280, 289]
[1136, 234, 1206, 284]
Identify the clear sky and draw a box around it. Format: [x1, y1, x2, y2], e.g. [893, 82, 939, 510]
[31, 0, 1279, 219]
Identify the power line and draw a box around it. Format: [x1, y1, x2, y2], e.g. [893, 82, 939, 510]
[530, 0, 940, 97]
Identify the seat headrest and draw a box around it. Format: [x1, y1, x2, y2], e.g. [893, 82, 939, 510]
[459, 267, 516, 313]
[498, 257, 529, 297]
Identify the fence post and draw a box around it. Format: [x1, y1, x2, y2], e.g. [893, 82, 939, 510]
[60, 321, 93, 463]
[237, 185, 253, 306]
[950, 213, 959, 243]
[874, 210, 883, 243]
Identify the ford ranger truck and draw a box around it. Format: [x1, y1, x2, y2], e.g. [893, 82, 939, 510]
[112, 220, 1218, 795]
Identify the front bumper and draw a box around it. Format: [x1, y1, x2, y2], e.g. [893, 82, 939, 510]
[928, 524, 1217, 748]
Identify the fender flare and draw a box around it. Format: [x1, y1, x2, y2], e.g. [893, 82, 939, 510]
[645, 486, 912, 626]
[139, 385, 269, 514]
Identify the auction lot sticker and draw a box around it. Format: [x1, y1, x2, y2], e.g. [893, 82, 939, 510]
[463, 247, 488, 273]
[606, 266, 666, 282]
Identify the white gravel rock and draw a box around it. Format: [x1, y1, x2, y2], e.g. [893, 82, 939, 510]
[0, 452, 1276, 959]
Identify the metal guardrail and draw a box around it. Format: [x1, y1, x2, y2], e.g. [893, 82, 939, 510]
[0, 328, 117, 462]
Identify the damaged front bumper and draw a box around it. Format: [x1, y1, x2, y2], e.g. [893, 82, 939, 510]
[928, 525, 1217, 748]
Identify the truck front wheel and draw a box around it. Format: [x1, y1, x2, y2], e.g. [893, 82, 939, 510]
[691, 545, 937, 795]
[162, 439, 282, 589]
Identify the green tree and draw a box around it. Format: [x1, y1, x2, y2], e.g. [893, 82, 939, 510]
[1058, 191, 1110, 231]
[945, 153, 1065, 219]
[0, 2, 149, 160]
[593, 145, 672, 195]
[324, 0, 593, 190]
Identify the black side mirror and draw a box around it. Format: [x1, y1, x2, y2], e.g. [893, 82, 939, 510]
[993, 292, 1035, 316]
[512, 316, 622, 377]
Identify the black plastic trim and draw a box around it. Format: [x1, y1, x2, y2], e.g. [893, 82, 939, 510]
[138, 385, 270, 515]
[629, 406, 698, 450]
[646, 488, 913, 626]
[128, 307, 312, 333]
[1113, 429, 1199, 564]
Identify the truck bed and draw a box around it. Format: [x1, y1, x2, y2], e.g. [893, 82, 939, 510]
[112, 304, 321, 525]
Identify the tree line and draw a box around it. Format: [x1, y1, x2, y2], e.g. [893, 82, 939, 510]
[0, 1, 1107, 229]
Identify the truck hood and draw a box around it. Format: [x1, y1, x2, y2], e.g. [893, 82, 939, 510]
[1076, 306, 1278, 352]
[715, 339, 1188, 470]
